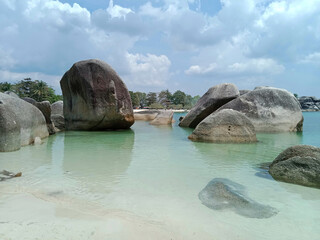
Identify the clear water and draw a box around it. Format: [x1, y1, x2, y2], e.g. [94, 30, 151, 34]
[0, 113, 320, 240]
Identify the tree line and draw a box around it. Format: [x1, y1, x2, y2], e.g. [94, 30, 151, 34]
[0, 79, 200, 109]
[129, 90, 200, 109]
[0, 78, 62, 103]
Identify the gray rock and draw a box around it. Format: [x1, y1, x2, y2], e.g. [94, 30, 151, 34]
[134, 110, 159, 121]
[4, 91, 19, 98]
[179, 83, 239, 128]
[269, 145, 320, 188]
[60, 59, 134, 130]
[298, 96, 320, 111]
[51, 101, 64, 131]
[188, 109, 257, 143]
[23, 97, 55, 135]
[199, 178, 278, 218]
[149, 110, 174, 125]
[219, 87, 303, 132]
[0, 93, 48, 152]
[239, 90, 251, 95]
[51, 100, 63, 115]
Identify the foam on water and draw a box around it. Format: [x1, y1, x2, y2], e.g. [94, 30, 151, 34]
[0, 112, 320, 240]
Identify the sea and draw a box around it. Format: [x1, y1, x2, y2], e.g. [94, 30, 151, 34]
[0, 112, 319, 240]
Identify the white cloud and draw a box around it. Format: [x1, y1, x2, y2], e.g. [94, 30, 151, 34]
[107, 0, 133, 19]
[124, 53, 171, 87]
[186, 58, 284, 76]
[301, 52, 320, 65]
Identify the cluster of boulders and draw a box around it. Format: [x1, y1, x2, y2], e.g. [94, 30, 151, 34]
[298, 96, 320, 111]
[180, 84, 303, 143]
[0, 59, 135, 152]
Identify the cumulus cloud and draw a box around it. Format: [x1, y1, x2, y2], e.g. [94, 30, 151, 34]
[124, 53, 171, 87]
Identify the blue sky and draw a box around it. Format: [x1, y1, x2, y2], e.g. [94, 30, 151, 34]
[0, 0, 319, 96]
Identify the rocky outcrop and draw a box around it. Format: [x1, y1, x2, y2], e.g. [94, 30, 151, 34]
[239, 90, 251, 95]
[199, 178, 278, 218]
[269, 145, 320, 188]
[188, 109, 257, 143]
[0, 93, 48, 152]
[298, 96, 320, 111]
[60, 59, 134, 130]
[179, 83, 239, 128]
[134, 110, 159, 121]
[4, 91, 19, 98]
[23, 97, 55, 135]
[150, 110, 174, 125]
[219, 87, 303, 132]
[51, 101, 64, 131]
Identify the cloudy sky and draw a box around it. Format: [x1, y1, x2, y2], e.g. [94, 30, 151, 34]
[0, 0, 319, 96]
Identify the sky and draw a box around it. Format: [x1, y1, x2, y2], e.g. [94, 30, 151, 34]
[0, 0, 319, 96]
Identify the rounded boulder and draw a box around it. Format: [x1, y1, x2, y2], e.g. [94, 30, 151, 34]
[60, 59, 134, 130]
[188, 109, 257, 143]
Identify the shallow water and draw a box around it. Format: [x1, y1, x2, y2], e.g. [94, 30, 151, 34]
[0, 112, 320, 240]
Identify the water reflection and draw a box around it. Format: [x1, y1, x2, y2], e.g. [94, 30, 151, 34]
[62, 130, 135, 194]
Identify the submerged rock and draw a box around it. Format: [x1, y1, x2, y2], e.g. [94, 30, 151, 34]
[23, 97, 55, 135]
[0, 93, 48, 152]
[0, 170, 22, 181]
[60, 59, 134, 130]
[188, 109, 257, 143]
[219, 87, 303, 132]
[150, 110, 174, 125]
[199, 178, 278, 218]
[179, 83, 239, 128]
[269, 145, 320, 188]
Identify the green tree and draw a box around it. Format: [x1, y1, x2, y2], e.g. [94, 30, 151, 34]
[172, 90, 186, 106]
[146, 92, 157, 106]
[136, 92, 147, 108]
[158, 89, 172, 108]
[0, 82, 13, 92]
[129, 91, 140, 108]
[192, 95, 200, 105]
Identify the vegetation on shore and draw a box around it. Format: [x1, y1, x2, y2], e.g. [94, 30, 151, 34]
[129, 90, 200, 109]
[0, 78, 62, 103]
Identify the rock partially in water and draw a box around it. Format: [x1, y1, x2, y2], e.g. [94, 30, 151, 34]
[198, 178, 278, 218]
[150, 110, 174, 125]
[269, 145, 320, 188]
[60, 59, 134, 130]
[188, 109, 257, 143]
[134, 110, 159, 121]
[179, 83, 239, 128]
[218, 87, 303, 132]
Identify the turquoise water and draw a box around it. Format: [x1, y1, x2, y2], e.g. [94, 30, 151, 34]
[0, 112, 320, 239]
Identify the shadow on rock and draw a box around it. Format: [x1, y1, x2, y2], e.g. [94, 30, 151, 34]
[199, 178, 278, 218]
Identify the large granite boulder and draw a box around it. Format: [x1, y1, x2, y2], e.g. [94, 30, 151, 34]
[4, 91, 19, 98]
[199, 178, 278, 218]
[188, 109, 257, 143]
[269, 145, 320, 188]
[134, 110, 159, 121]
[219, 87, 303, 132]
[23, 97, 55, 135]
[149, 110, 174, 125]
[0, 93, 49, 152]
[179, 83, 239, 128]
[60, 59, 134, 130]
[298, 96, 320, 111]
[51, 101, 65, 131]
